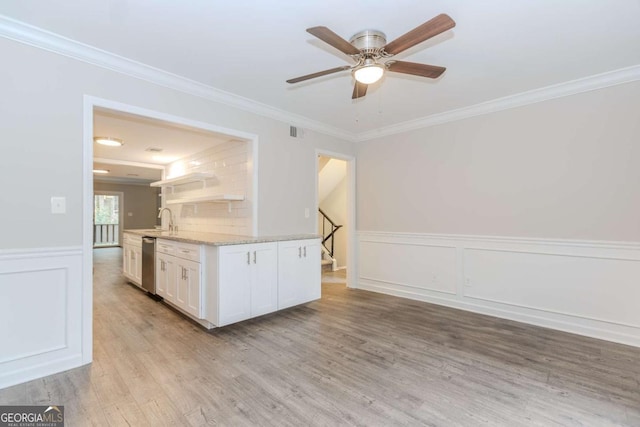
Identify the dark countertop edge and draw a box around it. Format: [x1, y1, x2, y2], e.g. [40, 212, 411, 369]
[123, 229, 320, 246]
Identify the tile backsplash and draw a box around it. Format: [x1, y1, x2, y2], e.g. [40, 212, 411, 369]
[163, 140, 252, 236]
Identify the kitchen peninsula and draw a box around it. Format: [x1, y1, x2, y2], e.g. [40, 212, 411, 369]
[123, 229, 321, 329]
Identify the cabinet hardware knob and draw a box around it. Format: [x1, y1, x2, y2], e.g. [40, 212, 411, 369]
[247, 252, 250, 265]
[298, 247, 302, 258]
[304, 246, 307, 258]
[253, 251, 257, 264]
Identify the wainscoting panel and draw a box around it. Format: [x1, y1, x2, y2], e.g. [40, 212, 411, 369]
[359, 239, 457, 295]
[357, 232, 640, 347]
[463, 248, 640, 328]
[0, 247, 84, 389]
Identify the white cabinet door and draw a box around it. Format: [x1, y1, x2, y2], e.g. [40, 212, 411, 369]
[156, 253, 174, 299]
[250, 243, 278, 317]
[132, 246, 143, 286]
[277, 239, 322, 309]
[277, 240, 304, 310]
[176, 259, 202, 318]
[218, 245, 252, 326]
[300, 240, 321, 302]
[122, 244, 131, 278]
[164, 256, 178, 302]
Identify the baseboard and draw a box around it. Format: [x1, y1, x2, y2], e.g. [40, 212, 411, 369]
[0, 246, 85, 389]
[357, 231, 640, 348]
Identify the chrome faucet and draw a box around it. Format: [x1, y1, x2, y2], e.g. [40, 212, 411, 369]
[157, 207, 175, 234]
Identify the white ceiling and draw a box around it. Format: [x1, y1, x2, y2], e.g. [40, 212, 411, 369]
[2, 1, 640, 134]
[93, 108, 239, 182]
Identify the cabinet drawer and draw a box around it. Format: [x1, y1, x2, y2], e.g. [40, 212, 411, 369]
[156, 239, 176, 256]
[123, 233, 142, 247]
[175, 242, 201, 262]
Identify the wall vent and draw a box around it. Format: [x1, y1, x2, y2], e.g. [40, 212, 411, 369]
[289, 126, 304, 138]
[145, 147, 163, 152]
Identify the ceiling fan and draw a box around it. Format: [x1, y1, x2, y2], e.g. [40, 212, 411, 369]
[286, 14, 456, 99]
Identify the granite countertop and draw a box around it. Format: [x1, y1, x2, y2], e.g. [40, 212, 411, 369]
[124, 229, 320, 246]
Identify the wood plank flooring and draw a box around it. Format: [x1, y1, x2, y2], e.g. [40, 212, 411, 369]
[1, 248, 639, 425]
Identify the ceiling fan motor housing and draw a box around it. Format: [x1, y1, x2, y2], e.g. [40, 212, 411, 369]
[349, 30, 387, 56]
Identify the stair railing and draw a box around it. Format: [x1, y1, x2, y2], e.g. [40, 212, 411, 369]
[319, 208, 342, 259]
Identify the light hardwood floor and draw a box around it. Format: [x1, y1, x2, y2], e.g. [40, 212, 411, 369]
[1, 248, 639, 426]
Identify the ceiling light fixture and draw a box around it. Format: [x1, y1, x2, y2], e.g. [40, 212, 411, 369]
[94, 137, 124, 147]
[93, 169, 110, 174]
[353, 59, 385, 85]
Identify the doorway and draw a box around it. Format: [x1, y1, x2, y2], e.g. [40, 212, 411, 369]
[315, 150, 356, 289]
[82, 95, 259, 364]
[93, 191, 123, 247]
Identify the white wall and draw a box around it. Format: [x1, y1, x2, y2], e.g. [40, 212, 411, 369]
[355, 81, 640, 346]
[0, 38, 353, 250]
[0, 37, 353, 388]
[357, 81, 640, 241]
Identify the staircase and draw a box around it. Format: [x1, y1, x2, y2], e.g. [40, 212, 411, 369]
[319, 208, 342, 272]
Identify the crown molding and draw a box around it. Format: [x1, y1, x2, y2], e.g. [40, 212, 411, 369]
[2, 15, 639, 144]
[356, 64, 640, 141]
[0, 15, 357, 142]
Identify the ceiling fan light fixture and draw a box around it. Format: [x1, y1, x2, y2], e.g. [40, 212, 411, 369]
[353, 61, 385, 85]
[94, 137, 124, 147]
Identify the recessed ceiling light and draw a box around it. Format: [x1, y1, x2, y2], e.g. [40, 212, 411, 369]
[94, 137, 124, 147]
[93, 169, 110, 174]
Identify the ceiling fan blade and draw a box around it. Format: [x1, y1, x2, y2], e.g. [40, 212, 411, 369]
[383, 14, 456, 55]
[352, 81, 368, 99]
[286, 66, 351, 84]
[387, 61, 446, 78]
[307, 26, 361, 56]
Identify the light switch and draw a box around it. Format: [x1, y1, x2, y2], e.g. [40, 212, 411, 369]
[51, 197, 66, 214]
[304, 208, 310, 218]
[128, 212, 133, 217]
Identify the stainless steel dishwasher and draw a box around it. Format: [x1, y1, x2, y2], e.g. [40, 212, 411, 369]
[141, 237, 157, 296]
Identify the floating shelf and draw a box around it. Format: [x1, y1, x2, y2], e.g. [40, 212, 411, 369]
[165, 194, 245, 205]
[150, 172, 216, 189]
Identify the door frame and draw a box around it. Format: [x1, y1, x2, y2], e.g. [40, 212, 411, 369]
[315, 149, 357, 289]
[92, 190, 124, 247]
[82, 95, 259, 363]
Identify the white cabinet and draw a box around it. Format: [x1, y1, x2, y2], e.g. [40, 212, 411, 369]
[156, 239, 204, 319]
[122, 233, 142, 287]
[217, 245, 252, 325]
[211, 242, 278, 327]
[176, 258, 201, 318]
[156, 252, 175, 300]
[278, 239, 321, 310]
[133, 235, 321, 328]
[250, 244, 279, 317]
